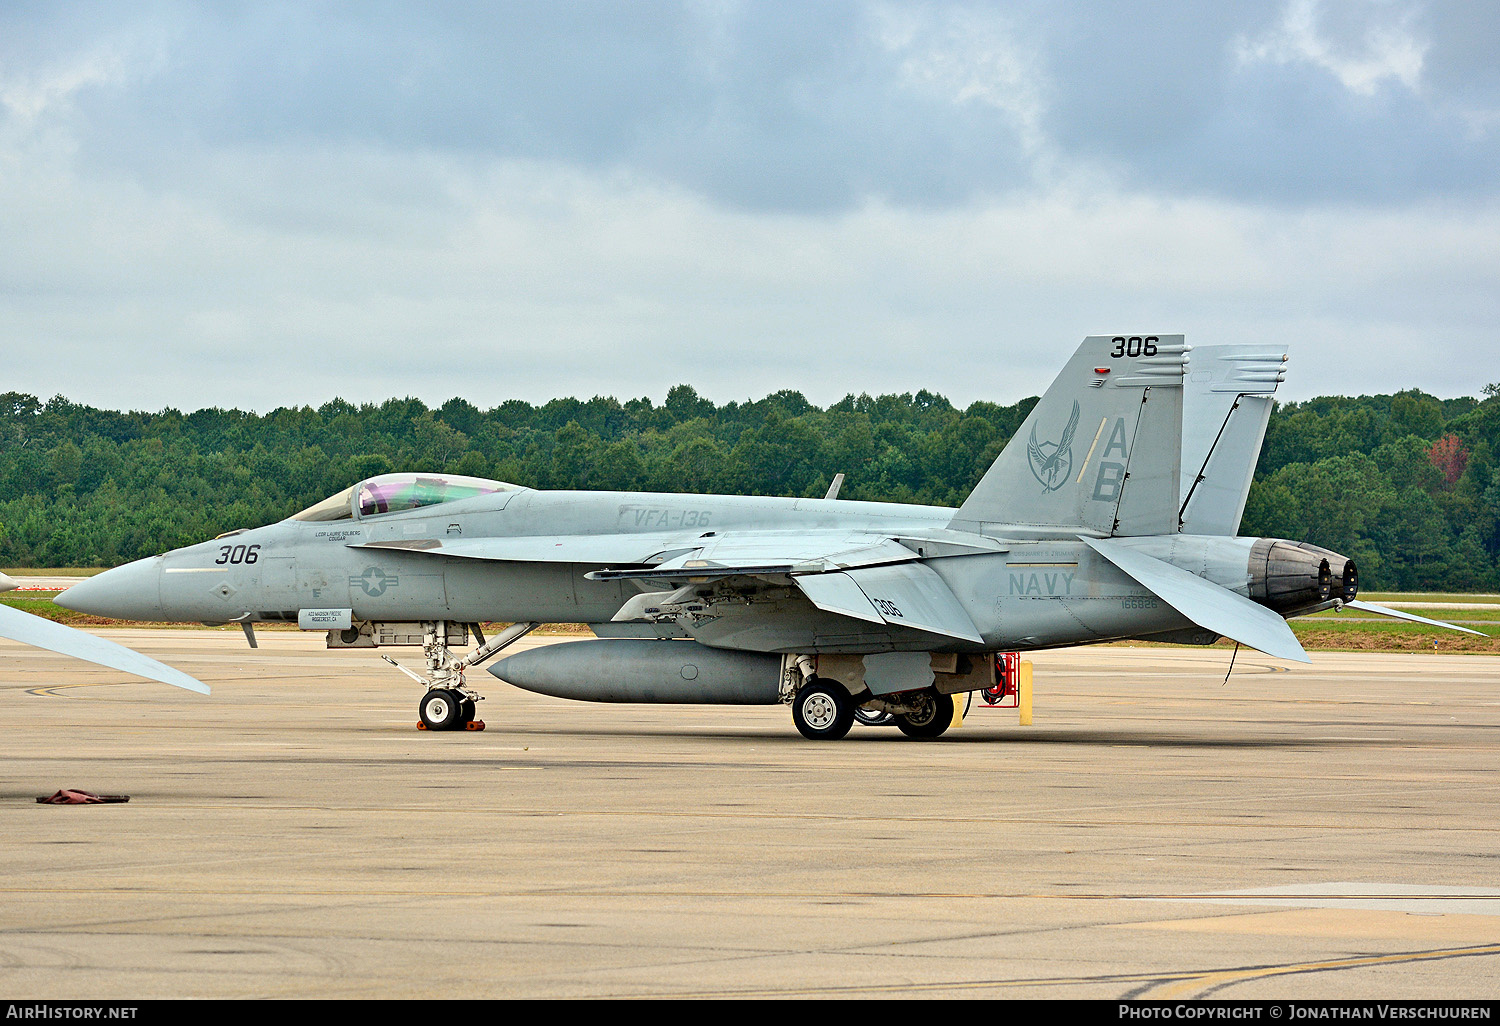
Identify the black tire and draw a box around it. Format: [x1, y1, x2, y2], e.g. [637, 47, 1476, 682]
[792, 680, 855, 741]
[854, 706, 895, 727]
[419, 689, 465, 731]
[895, 692, 954, 739]
[460, 698, 477, 723]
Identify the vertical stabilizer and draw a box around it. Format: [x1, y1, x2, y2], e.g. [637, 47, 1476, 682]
[1179, 346, 1287, 536]
[951, 334, 1189, 535]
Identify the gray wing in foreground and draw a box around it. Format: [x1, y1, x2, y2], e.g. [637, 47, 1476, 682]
[1084, 537, 1310, 663]
[0, 603, 210, 694]
[1344, 599, 1487, 637]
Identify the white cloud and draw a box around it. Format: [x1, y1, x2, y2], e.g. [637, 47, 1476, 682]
[2, 133, 1497, 412]
[1236, 0, 1427, 96]
[2, 3, 1498, 416]
[875, 4, 1049, 157]
[0, 30, 167, 125]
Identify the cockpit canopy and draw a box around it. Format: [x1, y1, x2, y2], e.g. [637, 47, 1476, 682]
[292, 473, 522, 522]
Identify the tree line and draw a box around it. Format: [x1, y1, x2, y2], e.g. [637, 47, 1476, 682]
[1, 383, 1497, 591]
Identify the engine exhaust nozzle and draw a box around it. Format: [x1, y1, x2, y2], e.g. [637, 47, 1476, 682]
[1248, 539, 1357, 616]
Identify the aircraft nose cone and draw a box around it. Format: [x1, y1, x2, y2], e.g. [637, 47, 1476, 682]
[55, 558, 163, 620]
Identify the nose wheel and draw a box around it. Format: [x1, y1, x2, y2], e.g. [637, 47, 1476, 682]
[419, 688, 479, 731]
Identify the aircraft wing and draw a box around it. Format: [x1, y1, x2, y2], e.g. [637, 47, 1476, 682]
[349, 532, 707, 565]
[588, 532, 982, 643]
[585, 533, 921, 580]
[354, 529, 924, 579]
[1084, 536, 1311, 663]
[795, 563, 984, 643]
[0, 602, 210, 694]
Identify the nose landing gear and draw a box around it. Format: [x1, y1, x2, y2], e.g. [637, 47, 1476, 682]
[419, 688, 478, 731]
[380, 620, 539, 732]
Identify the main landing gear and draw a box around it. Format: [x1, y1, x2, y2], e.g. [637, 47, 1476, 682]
[792, 680, 856, 740]
[380, 620, 539, 732]
[891, 691, 954, 739]
[790, 674, 954, 741]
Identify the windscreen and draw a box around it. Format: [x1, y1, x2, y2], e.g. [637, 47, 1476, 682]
[291, 485, 356, 522]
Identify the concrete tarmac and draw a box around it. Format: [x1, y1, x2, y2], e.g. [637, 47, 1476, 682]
[3, 629, 1500, 1000]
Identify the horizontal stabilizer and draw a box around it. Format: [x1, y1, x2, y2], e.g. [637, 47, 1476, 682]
[0, 604, 210, 694]
[1084, 537, 1310, 663]
[1344, 599, 1486, 637]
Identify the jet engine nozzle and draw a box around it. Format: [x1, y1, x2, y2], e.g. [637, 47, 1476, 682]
[1248, 539, 1357, 616]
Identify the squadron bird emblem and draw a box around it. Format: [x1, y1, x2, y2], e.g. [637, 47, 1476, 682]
[1027, 400, 1079, 492]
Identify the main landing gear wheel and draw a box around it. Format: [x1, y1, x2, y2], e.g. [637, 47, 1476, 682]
[792, 680, 855, 741]
[419, 688, 466, 731]
[854, 706, 895, 727]
[895, 692, 954, 739]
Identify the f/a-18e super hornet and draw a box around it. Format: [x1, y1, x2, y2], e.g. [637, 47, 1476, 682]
[56, 335, 1475, 739]
[0, 572, 208, 694]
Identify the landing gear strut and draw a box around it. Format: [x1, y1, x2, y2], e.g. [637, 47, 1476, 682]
[380, 620, 539, 732]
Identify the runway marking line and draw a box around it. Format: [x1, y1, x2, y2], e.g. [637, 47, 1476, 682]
[618, 942, 1500, 999]
[1138, 941, 1500, 999]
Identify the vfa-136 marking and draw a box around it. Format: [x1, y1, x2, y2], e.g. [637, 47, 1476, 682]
[621, 507, 714, 530]
[57, 333, 1481, 740]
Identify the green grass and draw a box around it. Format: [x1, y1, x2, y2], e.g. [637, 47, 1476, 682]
[1358, 591, 1500, 604]
[1287, 617, 1500, 653]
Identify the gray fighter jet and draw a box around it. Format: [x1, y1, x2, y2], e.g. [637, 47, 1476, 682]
[56, 335, 1473, 738]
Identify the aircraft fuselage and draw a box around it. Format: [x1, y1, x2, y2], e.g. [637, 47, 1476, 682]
[58, 486, 1293, 654]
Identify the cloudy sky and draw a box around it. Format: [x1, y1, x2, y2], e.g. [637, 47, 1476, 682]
[2, 1, 1497, 413]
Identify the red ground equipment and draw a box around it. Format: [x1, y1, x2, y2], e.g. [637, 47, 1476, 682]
[980, 653, 1021, 707]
